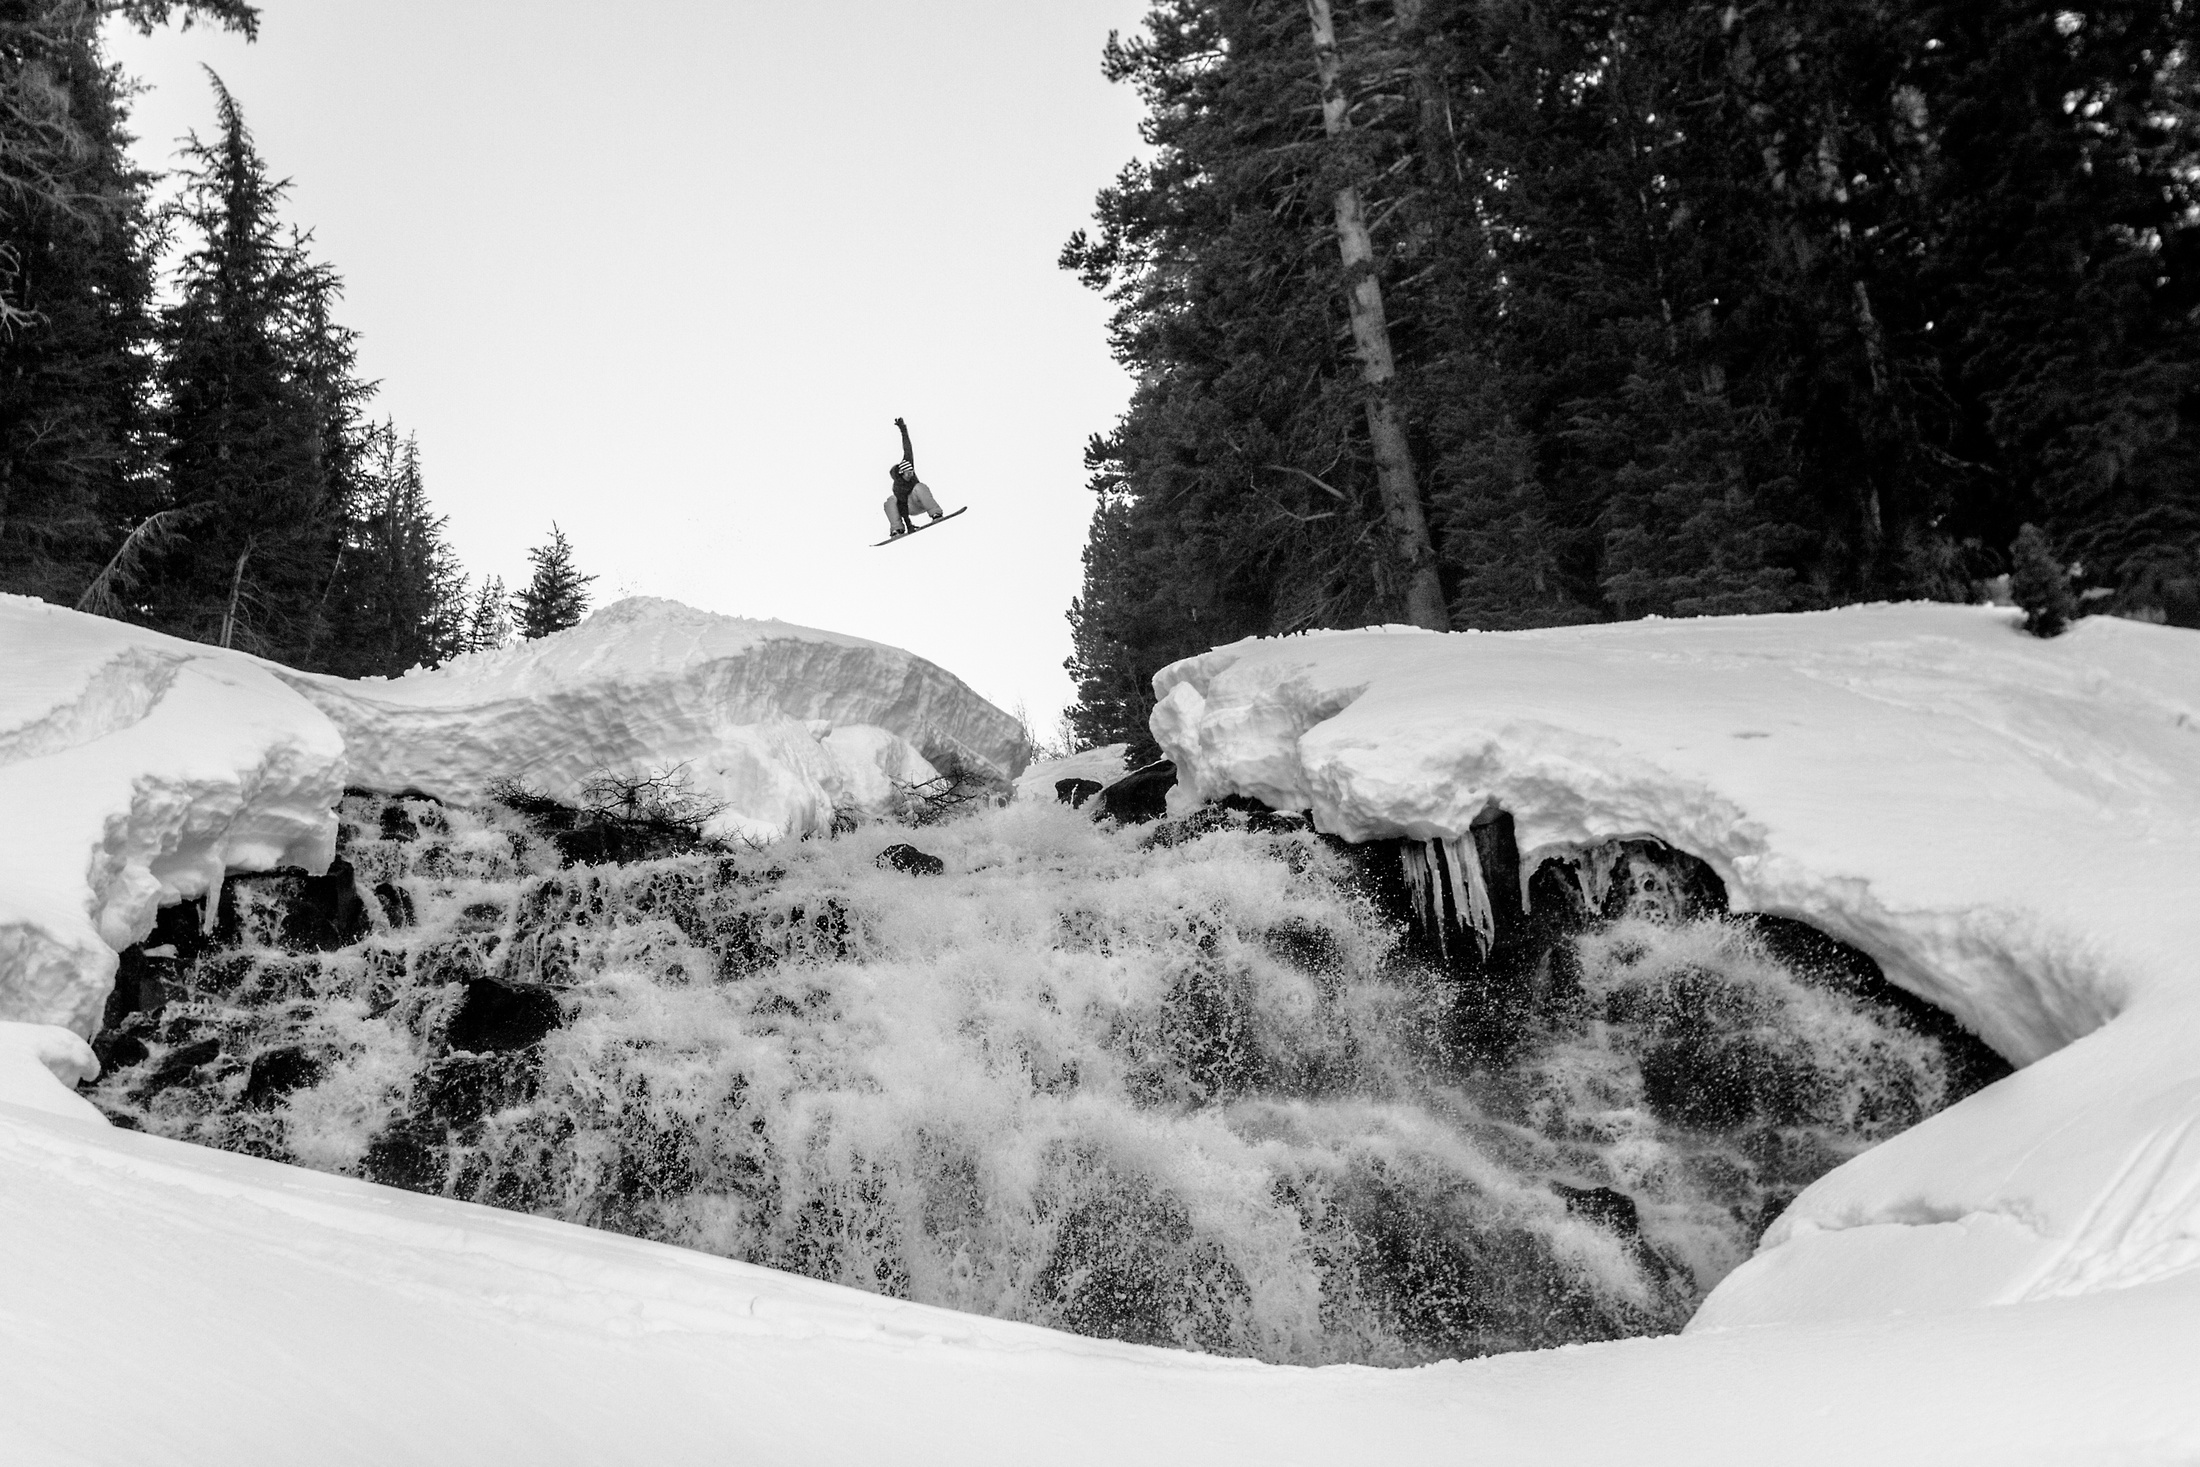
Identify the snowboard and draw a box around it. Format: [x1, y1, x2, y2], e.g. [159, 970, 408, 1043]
[873, 506, 968, 546]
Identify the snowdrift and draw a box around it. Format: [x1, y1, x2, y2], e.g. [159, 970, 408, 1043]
[1151, 602, 2200, 1327]
[0, 594, 1023, 1034]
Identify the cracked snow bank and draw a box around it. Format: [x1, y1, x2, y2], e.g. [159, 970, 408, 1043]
[2, 596, 1024, 1031]
[1151, 602, 2200, 1321]
[0, 597, 347, 1036]
[279, 596, 1029, 844]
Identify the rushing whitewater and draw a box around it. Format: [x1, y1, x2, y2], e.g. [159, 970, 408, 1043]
[89, 788, 1992, 1365]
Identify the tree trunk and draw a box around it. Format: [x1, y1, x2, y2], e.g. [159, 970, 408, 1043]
[1307, 0, 1448, 632]
[220, 537, 254, 650]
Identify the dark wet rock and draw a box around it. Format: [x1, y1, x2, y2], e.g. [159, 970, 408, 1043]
[1729, 912, 2013, 1101]
[1055, 777, 1104, 809]
[445, 978, 562, 1054]
[877, 843, 945, 876]
[413, 937, 493, 988]
[146, 900, 211, 965]
[361, 1123, 444, 1193]
[145, 1036, 221, 1089]
[418, 1052, 538, 1127]
[1095, 760, 1175, 824]
[218, 860, 373, 953]
[1553, 1183, 1643, 1239]
[380, 803, 419, 842]
[102, 951, 176, 1030]
[1265, 919, 1340, 975]
[373, 881, 416, 929]
[241, 1046, 325, 1109]
[1552, 1183, 1681, 1289]
[91, 1032, 149, 1079]
[1639, 1034, 1811, 1132]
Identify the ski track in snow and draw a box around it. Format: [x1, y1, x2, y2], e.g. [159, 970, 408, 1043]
[4, 595, 2200, 1460]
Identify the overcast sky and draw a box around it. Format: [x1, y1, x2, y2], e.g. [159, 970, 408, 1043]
[106, 1, 1152, 734]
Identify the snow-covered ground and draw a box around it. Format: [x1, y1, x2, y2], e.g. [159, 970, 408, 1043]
[3, 597, 2197, 1462]
[1152, 602, 2200, 1332]
[0, 595, 1023, 1035]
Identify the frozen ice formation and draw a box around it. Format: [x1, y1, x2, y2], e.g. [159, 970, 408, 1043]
[0, 595, 1025, 1033]
[1150, 601, 2200, 1324]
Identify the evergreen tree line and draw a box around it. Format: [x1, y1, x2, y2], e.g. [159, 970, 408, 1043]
[1063, 0, 2200, 750]
[2, 2, 592, 673]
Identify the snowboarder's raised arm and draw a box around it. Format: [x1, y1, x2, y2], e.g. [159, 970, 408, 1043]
[895, 417, 915, 471]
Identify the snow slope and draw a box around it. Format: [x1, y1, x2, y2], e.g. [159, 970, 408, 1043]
[0, 1053, 2194, 1465]
[1150, 602, 2200, 1325]
[0, 595, 1023, 1034]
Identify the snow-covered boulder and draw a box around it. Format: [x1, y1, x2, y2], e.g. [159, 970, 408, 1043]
[1150, 603, 2200, 1324]
[1012, 742, 1129, 803]
[286, 597, 1028, 844]
[0, 595, 1024, 1034]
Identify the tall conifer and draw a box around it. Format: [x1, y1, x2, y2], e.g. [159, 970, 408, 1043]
[154, 71, 366, 661]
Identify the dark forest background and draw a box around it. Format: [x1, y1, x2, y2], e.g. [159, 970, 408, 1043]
[10, 3, 2197, 732]
[2, 1, 586, 672]
[1063, 0, 2200, 753]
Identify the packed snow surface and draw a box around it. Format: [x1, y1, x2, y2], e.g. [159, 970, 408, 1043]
[0, 595, 1023, 1034]
[1151, 602, 2200, 1324]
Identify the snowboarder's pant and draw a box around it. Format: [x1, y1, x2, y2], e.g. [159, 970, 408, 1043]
[885, 480, 943, 533]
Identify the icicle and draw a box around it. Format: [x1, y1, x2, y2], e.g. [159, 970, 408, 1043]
[1575, 844, 1624, 918]
[1399, 837, 1496, 963]
[1442, 836, 1497, 957]
[200, 852, 226, 936]
[1398, 841, 1448, 959]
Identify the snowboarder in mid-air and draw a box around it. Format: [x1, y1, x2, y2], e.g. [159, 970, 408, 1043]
[883, 417, 952, 539]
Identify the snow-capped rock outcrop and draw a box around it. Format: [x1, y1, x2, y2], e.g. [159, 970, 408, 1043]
[0, 595, 1025, 1034]
[284, 597, 1029, 843]
[1150, 603, 2200, 1322]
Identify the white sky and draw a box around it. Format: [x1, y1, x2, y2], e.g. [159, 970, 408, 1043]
[105, 1, 1151, 733]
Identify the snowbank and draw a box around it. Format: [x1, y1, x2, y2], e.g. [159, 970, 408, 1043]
[286, 597, 1028, 843]
[0, 596, 1023, 1033]
[0, 1078, 2193, 1465]
[1150, 602, 2200, 1324]
[0, 597, 345, 1035]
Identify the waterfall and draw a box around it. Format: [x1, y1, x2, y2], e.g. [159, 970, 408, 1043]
[87, 792, 2004, 1366]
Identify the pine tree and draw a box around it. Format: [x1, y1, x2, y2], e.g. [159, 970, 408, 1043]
[512, 523, 593, 639]
[0, 3, 169, 603]
[319, 425, 466, 675]
[2009, 523, 2077, 638]
[152, 71, 367, 661]
[461, 574, 512, 652]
